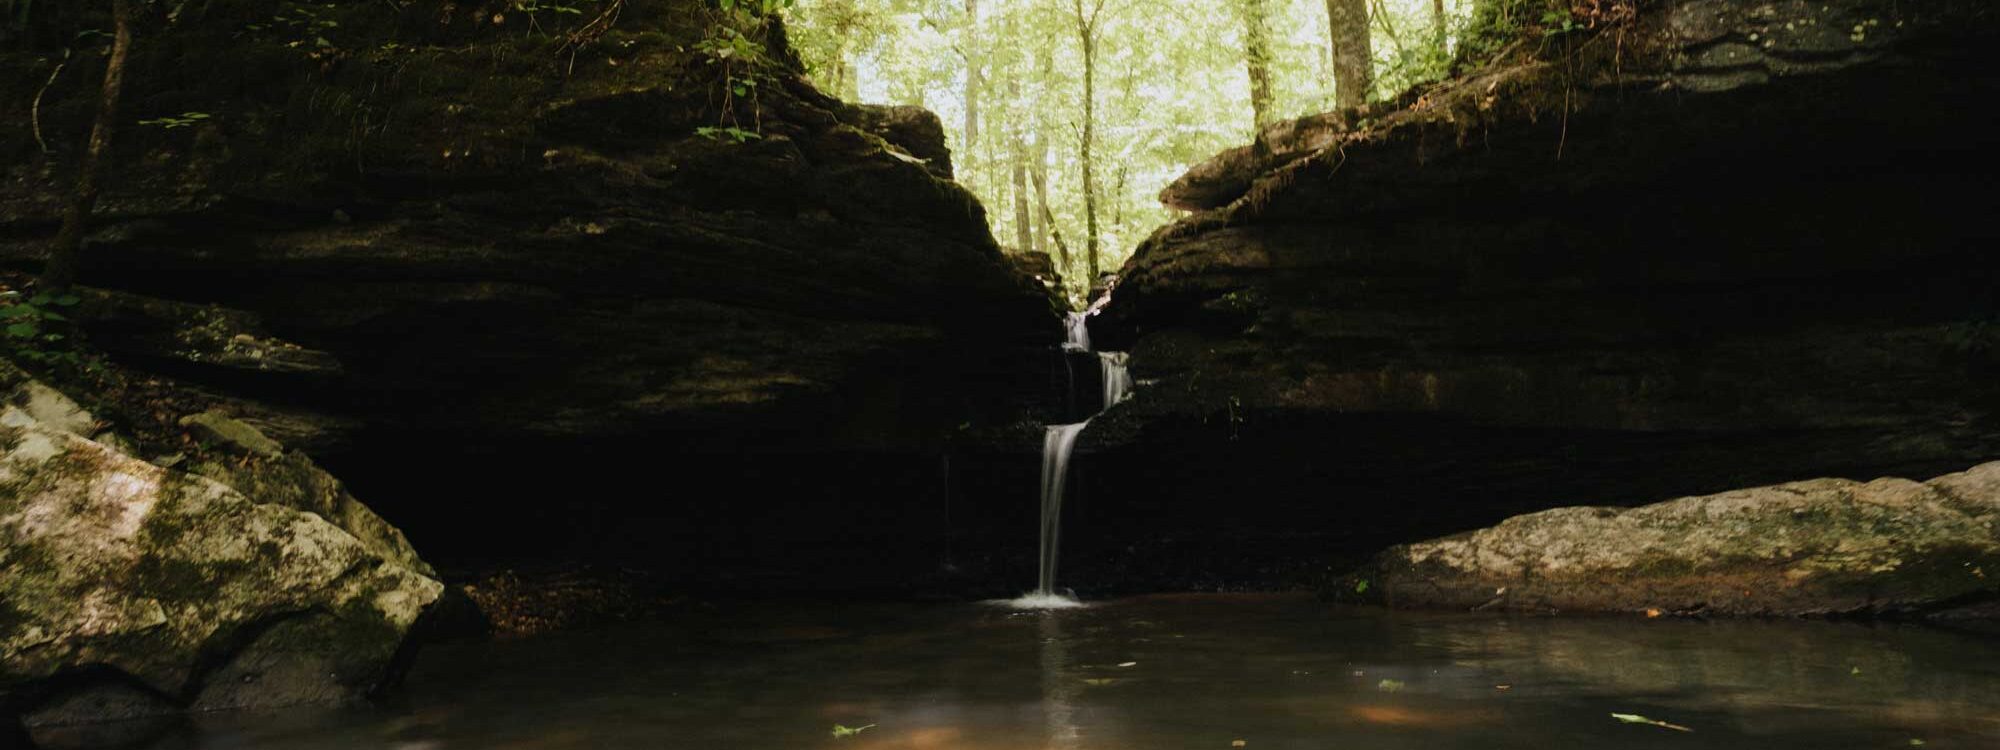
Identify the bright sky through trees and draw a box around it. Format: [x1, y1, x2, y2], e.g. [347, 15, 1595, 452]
[789, 0, 1471, 300]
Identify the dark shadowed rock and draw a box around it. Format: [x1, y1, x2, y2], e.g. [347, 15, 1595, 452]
[1064, 0, 2000, 589]
[842, 103, 957, 180]
[0, 2, 1061, 591]
[1343, 462, 2000, 616]
[0, 2, 1056, 449]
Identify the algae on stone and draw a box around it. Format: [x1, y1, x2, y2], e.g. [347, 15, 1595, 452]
[0, 368, 441, 717]
[1347, 462, 2000, 616]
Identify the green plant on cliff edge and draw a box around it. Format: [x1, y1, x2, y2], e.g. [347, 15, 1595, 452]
[694, 0, 796, 142]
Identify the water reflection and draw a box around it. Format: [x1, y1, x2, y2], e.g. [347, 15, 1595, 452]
[46, 595, 2000, 750]
[1040, 613, 1081, 750]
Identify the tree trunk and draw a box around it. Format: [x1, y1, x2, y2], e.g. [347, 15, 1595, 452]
[44, 0, 134, 290]
[1011, 135, 1033, 255]
[1073, 2, 1101, 283]
[1432, 0, 1448, 45]
[1112, 165, 1127, 232]
[1325, 0, 1372, 109]
[1031, 138, 1068, 270]
[833, 52, 855, 100]
[1240, 0, 1275, 129]
[963, 0, 980, 159]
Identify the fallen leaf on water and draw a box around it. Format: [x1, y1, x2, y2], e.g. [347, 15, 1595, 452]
[1376, 679, 1406, 693]
[1494, 685, 1512, 691]
[1231, 740, 1247, 747]
[831, 724, 877, 739]
[1082, 678, 1118, 686]
[1118, 662, 1138, 667]
[1645, 608, 1663, 618]
[1610, 713, 1693, 732]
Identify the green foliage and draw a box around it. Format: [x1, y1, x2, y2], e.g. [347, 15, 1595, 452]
[696, 125, 764, 142]
[137, 111, 211, 129]
[247, 2, 345, 51]
[0, 289, 95, 371]
[697, 1, 800, 142]
[722, 0, 799, 15]
[787, 0, 1477, 297]
[1610, 713, 1694, 732]
[829, 723, 876, 738]
[513, 1, 588, 16]
[695, 24, 768, 62]
[1540, 5, 1581, 36]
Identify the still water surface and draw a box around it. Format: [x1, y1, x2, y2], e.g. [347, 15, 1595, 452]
[143, 595, 2000, 749]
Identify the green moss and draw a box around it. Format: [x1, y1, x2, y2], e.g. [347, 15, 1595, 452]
[137, 479, 193, 549]
[329, 598, 403, 656]
[128, 552, 251, 603]
[237, 599, 405, 667]
[0, 595, 28, 643]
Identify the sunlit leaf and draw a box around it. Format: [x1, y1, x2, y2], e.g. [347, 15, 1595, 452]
[830, 723, 877, 739]
[1610, 713, 1693, 732]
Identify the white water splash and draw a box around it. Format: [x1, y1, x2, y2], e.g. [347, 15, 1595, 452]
[991, 591, 1089, 610]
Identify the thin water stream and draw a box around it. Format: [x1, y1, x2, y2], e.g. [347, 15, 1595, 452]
[1022, 311, 1133, 604]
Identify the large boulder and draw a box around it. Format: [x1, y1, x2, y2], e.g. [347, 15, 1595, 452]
[1344, 462, 2000, 616]
[0, 364, 442, 724]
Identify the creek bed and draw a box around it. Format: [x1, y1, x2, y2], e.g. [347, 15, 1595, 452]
[86, 594, 2000, 749]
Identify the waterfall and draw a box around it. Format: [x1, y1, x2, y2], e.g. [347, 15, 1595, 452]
[1062, 311, 1091, 352]
[1036, 422, 1091, 596]
[1005, 310, 1136, 608]
[1099, 352, 1132, 410]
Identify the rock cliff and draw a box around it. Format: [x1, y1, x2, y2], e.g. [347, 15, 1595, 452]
[1069, 0, 2000, 588]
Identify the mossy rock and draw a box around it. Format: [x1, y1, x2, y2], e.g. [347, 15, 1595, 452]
[0, 394, 442, 720]
[1343, 462, 2000, 616]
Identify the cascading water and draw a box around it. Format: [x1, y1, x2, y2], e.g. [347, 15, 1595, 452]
[1099, 352, 1133, 410]
[1006, 311, 1135, 609]
[1035, 422, 1090, 596]
[1062, 311, 1091, 352]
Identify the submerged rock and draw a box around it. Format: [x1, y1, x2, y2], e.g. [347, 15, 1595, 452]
[1346, 462, 2000, 616]
[0, 365, 442, 724]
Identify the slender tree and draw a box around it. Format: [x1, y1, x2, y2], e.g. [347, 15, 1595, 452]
[963, 0, 981, 158]
[45, 0, 135, 290]
[1031, 133, 1069, 269]
[1325, 0, 1372, 109]
[1238, 0, 1275, 129]
[1067, 0, 1111, 283]
[1431, 0, 1448, 45]
[1012, 134, 1035, 255]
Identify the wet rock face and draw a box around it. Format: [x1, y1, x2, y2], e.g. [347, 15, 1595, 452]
[1345, 462, 2000, 616]
[0, 366, 442, 724]
[1072, 0, 2000, 584]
